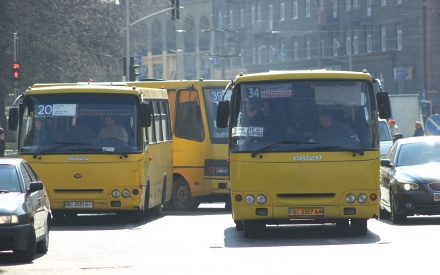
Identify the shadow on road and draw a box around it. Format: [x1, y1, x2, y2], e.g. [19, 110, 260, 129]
[223, 223, 382, 247]
[377, 215, 440, 226]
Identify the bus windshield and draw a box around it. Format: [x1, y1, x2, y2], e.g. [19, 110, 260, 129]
[18, 93, 142, 155]
[231, 80, 378, 153]
[203, 87, 232, 142]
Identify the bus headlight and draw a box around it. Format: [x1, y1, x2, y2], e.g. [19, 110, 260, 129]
[358, 193, 368, 204]
[256, 194, 267, 204]
[244, 195, 255, 204]
[112, 190, 120, 198]
[346, 193, 356, 204]
[122, 189, 130, 198]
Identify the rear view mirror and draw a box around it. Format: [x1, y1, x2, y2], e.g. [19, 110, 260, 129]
[380, 159, 392, 167]
[216, 101, 229, 128]
[393, 133, 403, 143]
[140, 102, 151, 128]
[29, 181, 43, 193]
[376, 92, 391, 119]
[8, 107, 19, 131]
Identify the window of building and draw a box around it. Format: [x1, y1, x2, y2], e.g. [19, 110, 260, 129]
[241, 48, 245, 65]
[306, 37, 311, 59]
[229, 47, 235, 67]
[218, 10, 223, 29]
[381, 25, 386, 51]
[332, 0, 338, 19]
[257, 5, 262, 21]
[269, 0, 273, 28]
[397, 0, 402, 5]
[294, 41, 299, 60]
[251, 5, 256, 24]
[280, 2, 285, 21]
[333, 38, 339, 56]
[353, 29, 359, 54]
[367, 0, 372, 17]
[229, 6, 234, 27]
[252, 46, 257, 64]
[346, 0, 351, 11]
[319, 0, 325, 12]
[258, 46, 263, 64]
[381, 0, 386, 6]
[397, 23, 402, 50]
[367, 28, 372, 53]
[293, 1, 298, 20]
[240, 8, 244, 27]
[321, 39, 325, 56]
[306, 0, 311, 17]
[353, 0, 360, 8]
[346, 30, 351, 55]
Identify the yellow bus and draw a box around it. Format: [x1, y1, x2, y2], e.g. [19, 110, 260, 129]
[124, 80, 231, 210]
[216, 70, 391, 238]
[8, 85, 173, 222]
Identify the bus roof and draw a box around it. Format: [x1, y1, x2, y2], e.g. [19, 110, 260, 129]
[25, 85, 167, 99]
[234, 69, 374, 83]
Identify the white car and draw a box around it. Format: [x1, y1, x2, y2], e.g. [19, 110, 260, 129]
[379, 119, 393, 157]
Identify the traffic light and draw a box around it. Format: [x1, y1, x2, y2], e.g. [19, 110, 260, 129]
[12, 62, 20, 87]
[123, 57, 139, 81]
[171, 0, 180, 20]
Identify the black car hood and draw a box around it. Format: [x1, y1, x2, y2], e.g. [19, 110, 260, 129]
[397, 163, 440, 183]
[0, 193, 25, 215]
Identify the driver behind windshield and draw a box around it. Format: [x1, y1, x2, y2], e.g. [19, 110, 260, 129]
[313, 110, 358, 142]
[92, 115, 128, 143]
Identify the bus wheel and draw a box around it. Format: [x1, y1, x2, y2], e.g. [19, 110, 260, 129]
[171, 177, 199, 211]
[351, 219, 368, 235]
[243, 221, 265, 239]
[225, 198, 232, 211]
[235, 221, 243, 231]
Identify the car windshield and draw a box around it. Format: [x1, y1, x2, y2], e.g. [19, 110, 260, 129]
[231, 80, 378, 153]
[0, 165, 21, 192]
[397, 141, 440, 166]
[203, 87, 232, 143]
[18, 94, 142, 155]
[379, 121, 392, 141]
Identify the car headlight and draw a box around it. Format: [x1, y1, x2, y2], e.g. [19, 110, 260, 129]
[0, 215, 19, 224]
[244, 195, 255, 204]
[346, 193, 356, 204]
[400, 182, 419, 191]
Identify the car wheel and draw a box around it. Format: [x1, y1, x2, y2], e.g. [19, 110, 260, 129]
[36, 221, 49, 254]
[14, 226, 36, 263]
[243, 221, 265, 239]
[390, 195, 407, 224]
[379, 205, 391, 220]
[351, 219, 368, 235]
[171, 177, 199, 211]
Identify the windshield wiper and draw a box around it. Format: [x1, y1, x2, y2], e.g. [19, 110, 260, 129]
[251, 141, 319, 158]
[68, 148, 128, 158]
[295, 146, 364, 156]
[33, 142, 91, 158]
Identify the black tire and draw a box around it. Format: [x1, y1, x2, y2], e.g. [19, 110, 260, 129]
[14, 227, 36, 263]
[235, 221, 243, 231]
[36, 220, 49, 254]
[351, 219, 368, 235]
[243, 221, 265, 239]
[379, 205, 392, 220]
[52, 212, 64, 219]
[225, 198, 232, 211]
[149, 205, 162, 216]
[171, 177, 199, 211]
[390, 195, 407, 224]
[65, 213, 77, 219]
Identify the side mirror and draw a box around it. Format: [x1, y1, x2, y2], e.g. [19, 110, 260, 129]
[140, 102, 151, 128]
[216, 100, 229, 128]
[376, 92, 391, 119]
[29, 181, 43, 193]
[8, 107, 19, 131]
[380, 159, 392, 168]
[393, 133, 403, 143]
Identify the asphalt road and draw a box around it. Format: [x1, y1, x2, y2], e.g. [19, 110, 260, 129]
[1, 203, 440, 274]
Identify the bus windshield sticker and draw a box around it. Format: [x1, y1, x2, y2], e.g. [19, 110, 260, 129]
[248, 127, 264, 137]
[52, 104, 77, 116]
[232, 127, 248, 137]
[209, 90, 224, 102]
[246, 84, 292, 99]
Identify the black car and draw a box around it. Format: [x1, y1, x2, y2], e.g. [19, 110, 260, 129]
[0, 158, 51, 262]
[380, 136, 440, 224]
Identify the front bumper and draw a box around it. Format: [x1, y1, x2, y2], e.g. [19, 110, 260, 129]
[0, 224, 32, 251]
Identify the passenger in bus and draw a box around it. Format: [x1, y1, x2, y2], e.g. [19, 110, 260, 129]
[92, 115, 128, 143]
[313, 110, 358, 142]
[70, 119, 97, 143]
[245, 100, 274, 142]
[45, 117, 62, 142]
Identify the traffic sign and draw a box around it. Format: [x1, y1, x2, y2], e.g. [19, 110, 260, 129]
[426, 114, 440, 135]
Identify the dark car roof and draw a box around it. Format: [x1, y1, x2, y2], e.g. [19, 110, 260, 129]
[396, 136, 440, 145]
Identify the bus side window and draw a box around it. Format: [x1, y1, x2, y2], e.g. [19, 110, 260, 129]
[146, 100, 156, 144]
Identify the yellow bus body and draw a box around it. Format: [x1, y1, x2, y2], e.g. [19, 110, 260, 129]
[225, 70, 383, 237]
[125, 80, 231, 210]
[14, 85, 173, 220]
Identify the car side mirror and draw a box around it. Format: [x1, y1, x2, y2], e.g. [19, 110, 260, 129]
[29, 181, 43, 193]
[380, 159, 392, 168]
[393, 133, 403, 143]
[216, 100, 229, 128]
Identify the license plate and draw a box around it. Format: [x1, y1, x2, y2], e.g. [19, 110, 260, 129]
[434, 194, 440, 201]
[64, 201, 94, 208]
[289, 207, 324, 216]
